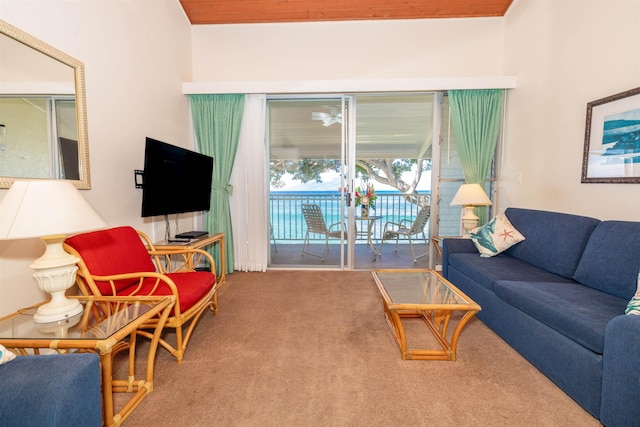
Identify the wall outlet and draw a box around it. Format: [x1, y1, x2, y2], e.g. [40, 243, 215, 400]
[516, 173, 522, 184]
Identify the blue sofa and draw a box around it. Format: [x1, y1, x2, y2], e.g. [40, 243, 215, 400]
[442, 208, 640, 427]
[0, 353, 102, 426]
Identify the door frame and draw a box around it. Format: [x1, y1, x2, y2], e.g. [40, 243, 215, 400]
[267, 94, 350, 269]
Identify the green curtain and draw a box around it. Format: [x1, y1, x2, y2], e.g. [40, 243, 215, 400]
[189, 94, 245, 275]
[449, 89, 503, 225]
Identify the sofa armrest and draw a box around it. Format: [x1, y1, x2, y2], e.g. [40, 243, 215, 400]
[0, 353, 102, 426]
[442, 238, 476, 278]
[601, 314, 640, 426]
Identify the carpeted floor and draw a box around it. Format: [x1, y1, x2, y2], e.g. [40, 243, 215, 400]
[120, 271, 601, 426]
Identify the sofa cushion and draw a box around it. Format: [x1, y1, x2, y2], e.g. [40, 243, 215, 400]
[504, 208, 600, 279]
[0, 343, 15, 365]
[494, 280, 628, 354]
[574, 220, 640, 300]
[470, 212, 525, 257]
[447, 252, 575, 292]
[625, 272, 640, 315]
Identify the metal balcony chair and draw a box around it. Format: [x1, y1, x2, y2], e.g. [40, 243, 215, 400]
[301, 203, 346, 261]
[270, 223, 277, 252]
[378, 205, 431, 262]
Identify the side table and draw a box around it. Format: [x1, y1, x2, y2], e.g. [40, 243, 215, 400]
[152, 232, 226, 287]
[0, 295, 175, 427]
[431, 236, 467, 271]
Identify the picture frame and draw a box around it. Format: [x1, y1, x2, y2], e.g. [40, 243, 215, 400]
[581, 87, 640, 183]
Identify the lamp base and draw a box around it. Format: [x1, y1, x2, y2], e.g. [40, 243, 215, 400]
[34, 298, 83, 323]
[461, 205, 480, 237]
[30, 235, 83, 323]
[35, 312, 83, 337]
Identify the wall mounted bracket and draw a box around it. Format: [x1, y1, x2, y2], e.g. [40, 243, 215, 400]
[134, 170, 144, 189]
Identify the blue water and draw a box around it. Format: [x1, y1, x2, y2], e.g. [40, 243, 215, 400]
[269, 191, 430, 242]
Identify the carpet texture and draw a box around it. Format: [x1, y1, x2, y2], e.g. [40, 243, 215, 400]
[121, 271, 600, 426]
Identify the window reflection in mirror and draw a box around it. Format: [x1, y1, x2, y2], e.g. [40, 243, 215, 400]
[0, 96, 78, 180]
[0, 19, 90, 189]
[54, 98, 79, 180]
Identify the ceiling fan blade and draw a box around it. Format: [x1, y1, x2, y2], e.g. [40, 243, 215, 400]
[311, 112, 329, 120]
[312, 111, 342, 126]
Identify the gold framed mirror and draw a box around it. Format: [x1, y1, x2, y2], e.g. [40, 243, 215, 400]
[0, 19, 90, 189]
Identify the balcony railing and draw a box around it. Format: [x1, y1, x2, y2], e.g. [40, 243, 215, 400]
[270, 191, 430, 243]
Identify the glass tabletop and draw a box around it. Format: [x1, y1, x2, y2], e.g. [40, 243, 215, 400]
[0, 297, 164, 341]
[373, 269, 474, 307]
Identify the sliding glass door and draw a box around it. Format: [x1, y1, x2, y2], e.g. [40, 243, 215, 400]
[349, 93, 435, 269]
[267, 93, 437, 270]
[268, 97, 348, 268]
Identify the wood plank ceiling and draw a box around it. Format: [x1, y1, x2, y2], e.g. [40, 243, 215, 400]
[179, 0, 514, 25]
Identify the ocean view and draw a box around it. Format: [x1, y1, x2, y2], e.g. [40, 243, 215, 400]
[269, 191, 431, 243]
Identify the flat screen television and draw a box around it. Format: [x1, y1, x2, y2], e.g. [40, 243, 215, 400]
[141, 137, 214, 218]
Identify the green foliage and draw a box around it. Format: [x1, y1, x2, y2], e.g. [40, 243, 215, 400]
[270, 158, 431, 194]
[270, 159, 341, 189]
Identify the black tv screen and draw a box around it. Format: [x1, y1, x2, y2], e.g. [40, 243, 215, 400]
[141, 137, 214, 218]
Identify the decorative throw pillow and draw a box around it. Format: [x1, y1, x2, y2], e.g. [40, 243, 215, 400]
[470, 212, 525, 258]
[0, 343, 16, 365]
[625, 271, 640, 315]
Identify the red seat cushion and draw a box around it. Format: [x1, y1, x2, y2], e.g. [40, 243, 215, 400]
[65, 226, 157, 295]
[119, 272, 215, 314]
[66, 226, 216, 313]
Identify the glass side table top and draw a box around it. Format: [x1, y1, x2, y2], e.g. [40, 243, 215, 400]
[373, 269, 475, 308]
[0, 296, 165, 341]
[0, 295, 174, 427]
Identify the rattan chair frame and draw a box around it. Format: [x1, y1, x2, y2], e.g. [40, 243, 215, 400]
[64, 229, 218, 363]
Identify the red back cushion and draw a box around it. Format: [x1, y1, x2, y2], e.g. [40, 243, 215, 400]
[65, 226, 156, 295]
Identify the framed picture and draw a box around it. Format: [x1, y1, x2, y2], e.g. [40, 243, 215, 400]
[582, 87, 640, 183]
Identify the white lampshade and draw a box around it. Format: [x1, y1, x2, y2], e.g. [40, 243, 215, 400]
[450, 183, 492, 207]
[0, 180, 107, 323]
[450, 183, 492, 237]
[0, 180, 106, 240]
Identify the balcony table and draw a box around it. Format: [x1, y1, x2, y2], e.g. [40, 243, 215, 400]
[355, 215, 383, 255]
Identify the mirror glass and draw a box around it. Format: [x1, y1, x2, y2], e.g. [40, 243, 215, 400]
[0, 19, 90, 189]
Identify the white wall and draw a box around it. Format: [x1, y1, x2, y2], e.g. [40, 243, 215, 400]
[500, 0, 640, 220]
[191, 18, 506, 81]
[0, 0, 193, 315]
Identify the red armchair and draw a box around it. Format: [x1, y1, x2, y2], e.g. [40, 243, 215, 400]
[64, 226, 218, 363]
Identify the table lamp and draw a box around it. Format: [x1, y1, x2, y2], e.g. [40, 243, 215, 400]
[0, 180, 106, 323]
[450, 183, 492, 236]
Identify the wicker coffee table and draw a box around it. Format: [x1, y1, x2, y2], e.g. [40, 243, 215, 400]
[372, 269, 481, 360]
